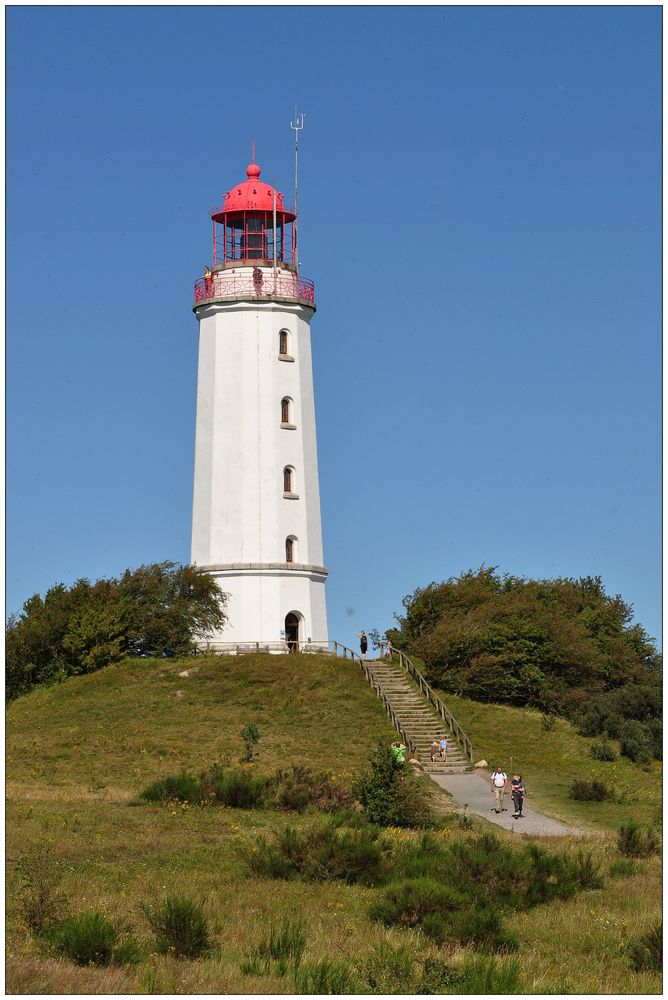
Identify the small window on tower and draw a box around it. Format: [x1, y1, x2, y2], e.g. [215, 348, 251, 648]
[281, 398, 290, 424]
[283, 466, 293, 494]
[279, 330, 289, 355]
[285, 537, 295, 563]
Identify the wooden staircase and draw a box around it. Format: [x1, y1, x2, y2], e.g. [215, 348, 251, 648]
[364, 658, 470, 774]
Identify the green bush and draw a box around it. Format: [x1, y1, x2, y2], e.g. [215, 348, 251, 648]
[240, 722, 261, 762]
[355, 745, 433, 827]
[626, 921, 662, 973]
[46, 912, 121, 966]
[210, 769, 268, 809]
[241, 821, 384, 885]
[617, 821, 660, 858]
[620, 720, 654, 764]
[572, 850, 603, 890]
[142, 896, 210, 958]
[569, 779, 611, 802]
[256, 918, 306, 968]
[589, 738, 618, 762]
[416, 956, 461, 993]
[293, 958, 359, 994]
[139, 772, 202, 804]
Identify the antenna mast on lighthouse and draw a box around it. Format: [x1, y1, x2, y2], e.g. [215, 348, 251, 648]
[290, 106, 305, 270]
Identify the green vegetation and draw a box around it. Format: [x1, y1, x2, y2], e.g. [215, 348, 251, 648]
[142, 896, 211, 958]
[6, 562, 227, 700]
[45, 912, 139, 967]
[6, 652, 662, 994]
[354, 743, 433, 827]
[617, 822, 660, 859]
[387, 567, 661, 763]
[626, 921, 662, 973]
[570, 779, 611, 802]
[240, 721, 261, 762]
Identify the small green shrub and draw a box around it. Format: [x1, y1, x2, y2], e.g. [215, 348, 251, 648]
[255, 918, 306, 968]
[240, 722, 261, 762]
[355, 745, 432, 827]
[416, 956, 461, 993]
[14, 847, 68, 934]
[241, 821, 384, 885]
[142, 896, 210, 958]
[617, 821, 660, 858]
[139, 772, 202, 804]
[626, 921, 662, 973]
[541, 713, 557, 732]
[569, 779, 611, 802]
[361, 941, 417, 993]
[589, 738, 618, 761]
[272, 765, 354, 813]
[46, 912, 120, 966]
[293, 958, 359, 994]
[572, 850, 603, 890]
[211, 769, 268, 809]
[609, 858, 638, 878]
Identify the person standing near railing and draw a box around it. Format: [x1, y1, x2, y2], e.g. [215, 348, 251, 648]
[358, 630, 368, 660]
[203, 265, 213, 296]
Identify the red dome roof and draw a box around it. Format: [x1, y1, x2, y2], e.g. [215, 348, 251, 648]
[212, 162, 294, 222]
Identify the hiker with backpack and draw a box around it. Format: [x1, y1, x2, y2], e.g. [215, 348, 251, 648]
[490, 766, 508, 813]
[511, 774, 526, 818]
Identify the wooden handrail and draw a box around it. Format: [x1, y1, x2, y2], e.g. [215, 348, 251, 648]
[378, 643, 475, 764]
[330, 641, 418, 758]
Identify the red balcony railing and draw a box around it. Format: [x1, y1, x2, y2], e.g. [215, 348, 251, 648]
[194, 271, 315, 306]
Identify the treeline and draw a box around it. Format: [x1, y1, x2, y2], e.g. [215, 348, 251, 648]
[386, 567, 661, 762]
[6, 562, 227, 701]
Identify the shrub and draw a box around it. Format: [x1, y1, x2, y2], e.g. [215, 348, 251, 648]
[617, 822, 660, 858]
[541, 713, 557, 732]
[272, 765, 354, 813]
[293, 958, 359, 994]
[142, 896, 210, 958]
[416, 956, 461, 993]
[572, 850, 603, 890]
[626, 921, 662, 973]
[14, 847, 68, 934]
[139, 772, 202, 804]
[569, 779, 611, 802]
[255, 918, 306, 969]
[589, 738, 619, 762]
[361, 941, 417, 994]
[210, 769, 268, 809]
[355, 745, 433, 827]
[620, 720, 654, 764]
[240, 722, 261, 762]
[241, 822, 384, 885]
[46, 912, 121, 966]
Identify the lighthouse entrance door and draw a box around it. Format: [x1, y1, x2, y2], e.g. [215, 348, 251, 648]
[285, 613, 300, 653]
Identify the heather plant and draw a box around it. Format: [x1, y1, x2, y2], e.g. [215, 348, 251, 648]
[589, 738, 618, 761]
[142, 896, 210, 959]
[272, 764, 354, 813]
[569, 779, 611, 802]
[360, 941, 418, 994]
[139, 772, 202, 804]
[293, 958, 359, 994]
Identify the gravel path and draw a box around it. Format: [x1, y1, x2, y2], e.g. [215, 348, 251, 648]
[430, 771, 583, 836]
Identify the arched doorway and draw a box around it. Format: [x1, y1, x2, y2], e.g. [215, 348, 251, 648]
[285, 612, 300, 653]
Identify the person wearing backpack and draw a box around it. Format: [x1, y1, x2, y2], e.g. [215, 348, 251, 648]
[511, 774, 526, 818]
[490, 766, 508, 813]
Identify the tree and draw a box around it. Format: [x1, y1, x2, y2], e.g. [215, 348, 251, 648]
[388, 567, 660, 735]
[6, 562, 227, 701]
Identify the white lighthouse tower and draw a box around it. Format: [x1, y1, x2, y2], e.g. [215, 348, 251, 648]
[190, 152, 328, 651]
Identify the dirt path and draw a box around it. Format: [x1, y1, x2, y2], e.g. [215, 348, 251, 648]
[430, 771, 584, 836]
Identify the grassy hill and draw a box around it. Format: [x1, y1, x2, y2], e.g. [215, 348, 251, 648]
[6, 653, 662, 995]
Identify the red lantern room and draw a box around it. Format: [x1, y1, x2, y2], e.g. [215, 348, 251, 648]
[194, 154, 315, 307]
[211, 159, 297, 269]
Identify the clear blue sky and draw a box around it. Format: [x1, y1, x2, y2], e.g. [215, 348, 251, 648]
[7, 6, 661, 649]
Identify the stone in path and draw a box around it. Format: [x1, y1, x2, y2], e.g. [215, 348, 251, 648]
[430, 771, 583, 837]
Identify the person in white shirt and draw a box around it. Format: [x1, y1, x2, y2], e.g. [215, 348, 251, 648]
[490, 766, 508, 813]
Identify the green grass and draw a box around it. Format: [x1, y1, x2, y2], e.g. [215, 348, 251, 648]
[6, 653, 662, 995]
[444, 694, 662, 830]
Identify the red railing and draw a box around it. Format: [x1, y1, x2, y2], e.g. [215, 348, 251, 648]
[194, 272, 315, 306]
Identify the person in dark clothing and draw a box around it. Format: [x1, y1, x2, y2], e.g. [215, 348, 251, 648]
[511, 774, 526, 818]
[359, 630, 368, 659]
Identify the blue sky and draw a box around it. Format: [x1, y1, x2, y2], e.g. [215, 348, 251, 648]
[7, 6, 661, 649]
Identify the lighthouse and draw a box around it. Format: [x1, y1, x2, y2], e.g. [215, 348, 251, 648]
[190, 153, 328, 652]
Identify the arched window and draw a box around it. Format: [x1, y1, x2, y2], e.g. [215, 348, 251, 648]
[279, 330, 288, 355]
[283, 466, 293, 493]
[285, 537, 295, 563]
[281, 397, 290, 424]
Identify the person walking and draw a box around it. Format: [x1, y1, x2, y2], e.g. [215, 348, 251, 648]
[391, 740, 406, 765]
[359, 630, 368, 659]
[430, 740, 439, 763]
[439, 735, 448, 761]
[490, 766, 508, 813]
[511, 774, 526, 818]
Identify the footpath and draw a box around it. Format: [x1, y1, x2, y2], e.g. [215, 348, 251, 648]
[429, 770, 583, 836]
